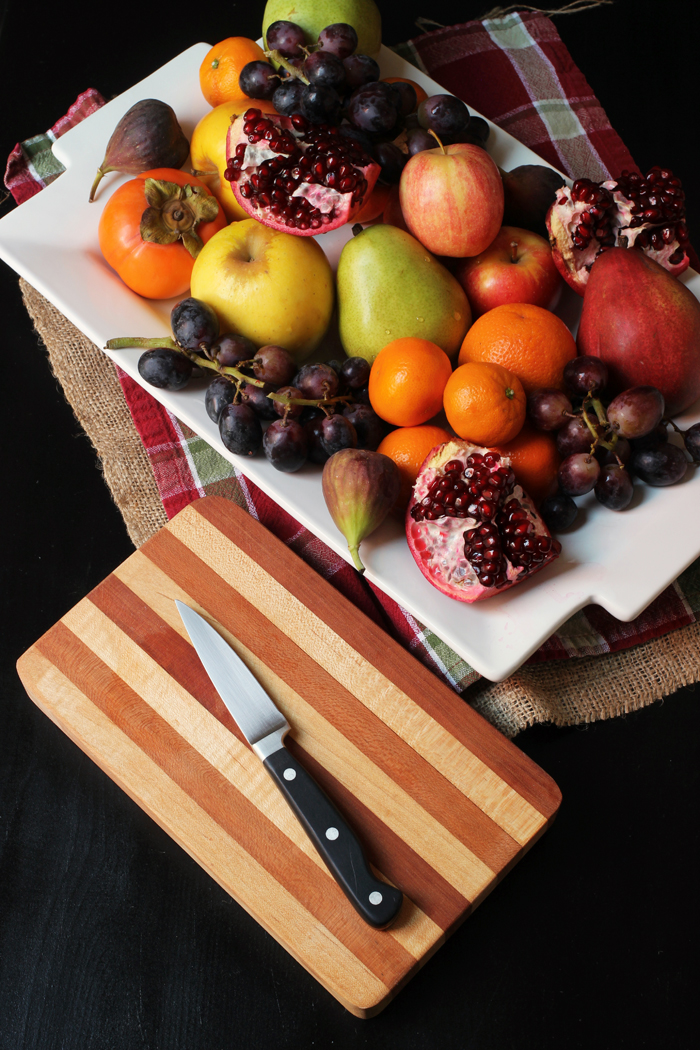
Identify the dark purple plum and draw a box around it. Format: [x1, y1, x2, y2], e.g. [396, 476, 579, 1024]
[406, 127, 436, 156]
[374, 141, 407, 184]
[343, 53, 380, 90]
[303, 50, 347, 91]
[417, 94, 470, 140]
[346, 84, 398, 136]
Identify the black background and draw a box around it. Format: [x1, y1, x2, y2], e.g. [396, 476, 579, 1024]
[1, 1, 698, 1047]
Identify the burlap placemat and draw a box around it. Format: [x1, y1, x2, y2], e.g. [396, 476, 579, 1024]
[22, 277, 700, 737]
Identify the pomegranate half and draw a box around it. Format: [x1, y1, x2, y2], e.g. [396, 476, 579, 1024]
[225, 108, 380, 235]
[546, 166, 690, 295]
[406, 441, 561, 603]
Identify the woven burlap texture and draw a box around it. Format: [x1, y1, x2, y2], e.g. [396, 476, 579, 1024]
[21, 278, 700, 737]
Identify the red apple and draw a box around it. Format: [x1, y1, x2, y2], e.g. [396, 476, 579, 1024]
[454, 226, 563, 317]
[399, 141, 504, 257]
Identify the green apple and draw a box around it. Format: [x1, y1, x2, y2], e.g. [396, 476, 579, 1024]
[262, 0, 382, 57]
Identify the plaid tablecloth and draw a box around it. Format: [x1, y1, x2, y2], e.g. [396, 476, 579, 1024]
[7, 11, 700, 692]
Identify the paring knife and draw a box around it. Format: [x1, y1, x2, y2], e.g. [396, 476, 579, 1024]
[175, 600, 404, 930]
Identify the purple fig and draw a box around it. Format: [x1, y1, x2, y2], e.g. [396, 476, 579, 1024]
[322, 449, 400, 573]
[89, 99, 190, 202]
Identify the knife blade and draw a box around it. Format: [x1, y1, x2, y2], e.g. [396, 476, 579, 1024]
[175, 600, 403, 930]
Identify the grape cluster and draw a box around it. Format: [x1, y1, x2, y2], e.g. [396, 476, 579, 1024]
[527, 356, 698, 532]
[237, 19, 491, 187]
[108, 298, 388, 475]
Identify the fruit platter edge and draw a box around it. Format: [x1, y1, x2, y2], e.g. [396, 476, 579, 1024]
[1, 42, 699, 684]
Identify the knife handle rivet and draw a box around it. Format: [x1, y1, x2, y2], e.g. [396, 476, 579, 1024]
[369, 891, 383, 906]
[325, 827, 339, 841]
[283, 768, 297, 781]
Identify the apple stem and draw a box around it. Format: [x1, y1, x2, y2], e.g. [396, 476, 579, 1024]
[427, 129, 446, 154]
[510, 240, 519, 263]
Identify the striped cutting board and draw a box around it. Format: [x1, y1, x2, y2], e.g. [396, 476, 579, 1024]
[17, 495, 561, 1017]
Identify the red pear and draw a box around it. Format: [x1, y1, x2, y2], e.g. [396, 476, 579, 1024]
[577, 248, 700, 415]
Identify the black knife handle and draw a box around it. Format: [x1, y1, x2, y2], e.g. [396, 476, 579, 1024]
[263, 746, 403, 929]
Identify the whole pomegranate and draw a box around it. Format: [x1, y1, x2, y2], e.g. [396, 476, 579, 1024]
[225, 108, 380, 235]
[546, 166, 690, 294]
[406, 441, 561, 603]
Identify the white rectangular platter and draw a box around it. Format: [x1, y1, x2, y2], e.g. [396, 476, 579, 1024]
[2, 42, 699, 682]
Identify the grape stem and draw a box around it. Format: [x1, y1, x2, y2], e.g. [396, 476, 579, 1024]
[267, 391, 353, 409]
[105, 336, 267, 388]
[264, 49, 310, 84]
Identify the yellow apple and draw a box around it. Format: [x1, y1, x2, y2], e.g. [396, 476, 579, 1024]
[190, 219, 335, 361]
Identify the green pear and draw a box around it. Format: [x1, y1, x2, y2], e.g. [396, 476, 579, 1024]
[337, 224, 472, 364]
[262, 0, 382, 57]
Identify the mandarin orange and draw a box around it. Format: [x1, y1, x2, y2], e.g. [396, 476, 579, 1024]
[492, 422, 562, 504]
[199, 38, 269, 108]
[457, 302, 576, 393]
[443, 361, 526, 446]
[368, 337, 453, 427]
[377, 424, 452, 510]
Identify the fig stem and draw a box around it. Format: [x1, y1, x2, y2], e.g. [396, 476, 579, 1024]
[88, 166, 111, 203]
[348, 544, 366, 574]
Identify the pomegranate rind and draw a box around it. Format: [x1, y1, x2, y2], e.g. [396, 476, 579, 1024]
[546, 180, 690, 296]
[226, 112, 381, 236]
[405, 440, 559, 603]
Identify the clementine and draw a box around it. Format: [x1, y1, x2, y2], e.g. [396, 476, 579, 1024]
[190, 98, 277, 221]
[368, 337, 453, 427]
[199, 37, 269, 107]
[492, 422, 561, 504]
[443, 361, 526, 445]
[377, 424, 452, 510]
[457, 302, 577, 392]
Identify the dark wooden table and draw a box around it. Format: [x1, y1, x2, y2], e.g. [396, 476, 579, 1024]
[1, 1, 697, 1047]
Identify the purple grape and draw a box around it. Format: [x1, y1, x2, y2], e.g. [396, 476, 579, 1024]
[558, 453, 601, 496]
[594, 465, 634, 510]
[219, 402, 263, 456]
[301, 84, 343, 124]
[293, 362, 339, 400]
[607, 386, 665, 440]
[266, 20, 306, 58]
[318, 23, 358, 59]
[263, 418, 308, 471]
[563, 355, 608, 397]
[527, 389, 573, 430]
[463, 115, 490, 145]
[273, 386, 304, 419]
[272, 79, 307, 116]
[683, 422, 700, 462]
[238, 61, 277, 100]
[339, 357, 371, 390]
[342, 403, 384, 450]
[251, 345, 296, 387]
[138, 348, 193, 391]
[417, 94, 470, 141]
[304, 411, 330, 464]
[240, 382, 278, 421]
[629, 422, 669, 452]
[205, 375, 236, 423]
[320, 414, 358, 456]
[211, 332, 256, 368]
[343, 53, 380, 90]
[171, 297, 219, 351]
[303, 50, 347, 91]
[540, 493, 578, 531]
[556, 415, 597, 457]
[630, 444, 689, 486]
[596, 436, 631, 466]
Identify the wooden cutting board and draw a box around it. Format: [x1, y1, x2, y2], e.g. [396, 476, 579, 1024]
[17, 495, 560, 1017]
